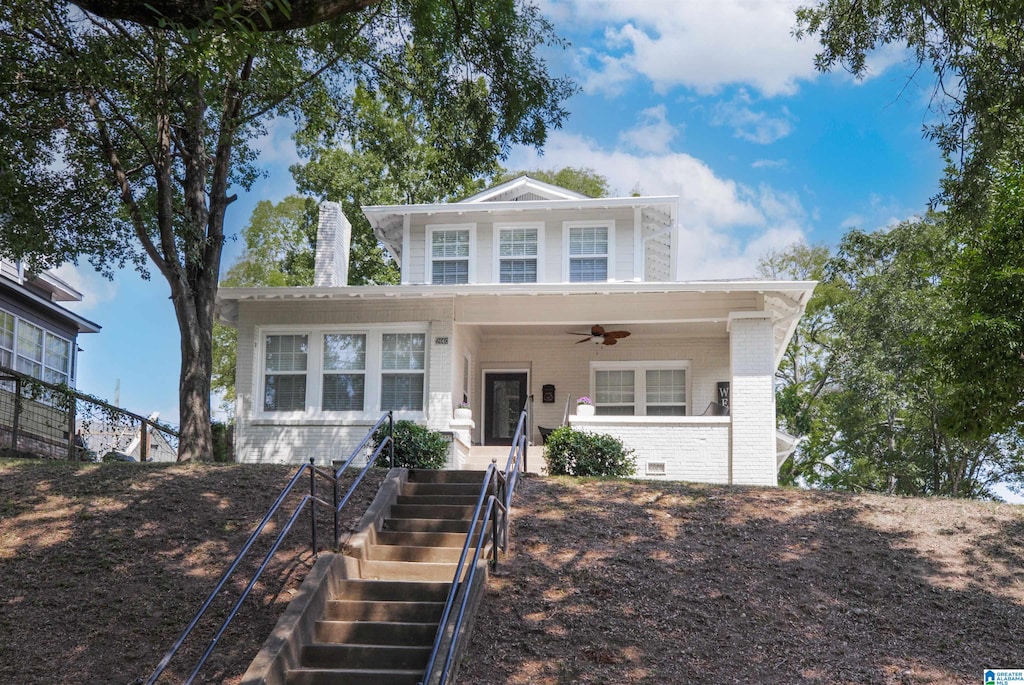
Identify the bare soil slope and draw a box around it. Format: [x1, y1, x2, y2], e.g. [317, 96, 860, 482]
[461, 477, 1024, 685]
[2, 463, 1022, 684]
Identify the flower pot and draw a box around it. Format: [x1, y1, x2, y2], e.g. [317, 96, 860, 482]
[454, 407, 472, 420]
[576, 404, 595, 417]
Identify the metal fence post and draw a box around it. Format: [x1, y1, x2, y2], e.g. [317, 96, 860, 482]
[309, 458, 318, 558]
[388, 411, 394, 469]
[66, 394, 76, 460]
[12, 377, 21, 452]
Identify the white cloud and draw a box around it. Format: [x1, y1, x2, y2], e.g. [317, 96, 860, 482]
[752, 158, 788, 169]
[618, 105, 679, 152]
[561, 0, 823, 97]
[712, 91, 795, 144]
[253, 116, 302, 167]
[52, 263, 119, 313]
[507, 131, 810, 279]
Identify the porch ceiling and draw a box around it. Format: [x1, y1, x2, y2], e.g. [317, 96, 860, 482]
[469, 320, 728, 341]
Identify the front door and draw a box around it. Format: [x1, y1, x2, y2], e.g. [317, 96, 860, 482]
[484, 372, 528, 445]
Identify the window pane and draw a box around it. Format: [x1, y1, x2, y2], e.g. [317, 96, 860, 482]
[0, 311, 13, 353]
[17, 321, 43, 363]
[431, 230, 470, 258]
[323, 334, 365, 371]
[500, 229, 537, 257]
[569, 226, 607, 256]
[432, 260, 468, 284]
[382, 334, 425, 370]
[596, 405, 634, 416]
[570, 257, 607, 282]
[499, 259, 537, 284]
[595, 370, 634, 404]
[44, 368, 68, 386]
[265, 335, 308, 372]
[647, 405, 686, 416]
[264, 374, 306, 411]
[381, 374, 424, 411]
[646, 369, 685, 403]
[323, 374, 365, 411]
[45, 333, 70, 374]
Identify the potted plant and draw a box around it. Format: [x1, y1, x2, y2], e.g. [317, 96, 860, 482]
[576, 395, 595, 417]
[454, 402, 472, 419]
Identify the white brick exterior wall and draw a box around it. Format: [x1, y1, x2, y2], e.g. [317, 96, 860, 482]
[572, 416, 730, 482]
[728, 314, 777, 486]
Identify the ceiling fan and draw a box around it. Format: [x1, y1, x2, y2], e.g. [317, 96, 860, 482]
[568, 324, 631, 346]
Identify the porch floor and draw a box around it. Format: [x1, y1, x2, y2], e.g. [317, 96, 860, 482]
[462, 445, 545, 475]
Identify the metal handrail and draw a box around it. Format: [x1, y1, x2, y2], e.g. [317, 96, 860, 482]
[418, 398, 531, 685]
[142, 412, 393, 684]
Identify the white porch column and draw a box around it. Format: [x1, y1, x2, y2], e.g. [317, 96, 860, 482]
[426, 318, 454, 433]
[728, 312, 777, 486]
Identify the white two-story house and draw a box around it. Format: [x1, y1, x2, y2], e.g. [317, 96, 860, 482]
[217, 176, 815, 486]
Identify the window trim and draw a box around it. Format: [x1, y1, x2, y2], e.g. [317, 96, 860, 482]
[255, 324, 429, 419]
[590, 360, 689, 417]
[427, 223, 476, 285]
[562, 220, 615, 283]
[493, 222, 544, 284]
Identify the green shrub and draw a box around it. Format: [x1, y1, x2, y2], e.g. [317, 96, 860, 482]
[372, 420, 449, 470]
[543, 427, 636, 477]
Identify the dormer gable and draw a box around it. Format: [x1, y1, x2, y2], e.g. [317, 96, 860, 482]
[457, 175, 589, 204]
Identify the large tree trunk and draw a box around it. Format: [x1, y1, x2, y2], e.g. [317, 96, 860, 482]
[177, 303, 214, 462]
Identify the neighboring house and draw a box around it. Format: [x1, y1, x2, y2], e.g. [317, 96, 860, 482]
[0, 259, 101, 454]
[217, 176, 815, 486]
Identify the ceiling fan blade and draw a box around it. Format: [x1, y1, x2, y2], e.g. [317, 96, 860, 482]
[567, 331, 592, 337]
[575, 337, 594, 344]
[591, 324, 606, 336]
[604, 330, 631, 339]
[602, 337, 618, 345]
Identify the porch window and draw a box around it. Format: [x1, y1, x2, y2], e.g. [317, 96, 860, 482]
[381, 333, 425, 411]
[264, 334, 308, 412]
[499, 228, 538, 283]
[568, 224, 610, 282]
[322, 333, 365, 411]
[591, 362, 689, 416]
[431, 228, 471, 284]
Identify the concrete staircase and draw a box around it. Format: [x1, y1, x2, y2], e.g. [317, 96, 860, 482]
[242, 468, 493, 685]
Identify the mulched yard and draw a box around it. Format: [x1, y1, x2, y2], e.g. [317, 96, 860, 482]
[2, 461, 1022, 684]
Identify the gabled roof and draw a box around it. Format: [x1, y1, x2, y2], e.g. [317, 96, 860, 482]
[457, 175, 589, 203]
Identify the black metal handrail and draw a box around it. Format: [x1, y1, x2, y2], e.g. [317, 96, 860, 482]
[418, 398, 531, 685]
[142, 412, 394, 685]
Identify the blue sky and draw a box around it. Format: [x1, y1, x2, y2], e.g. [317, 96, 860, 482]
[58, 0, 947, 426]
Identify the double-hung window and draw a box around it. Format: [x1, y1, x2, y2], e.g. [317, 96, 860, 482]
[0, 311, 14, 368]
[322, 334, 365, 411]
[381, 333, 426, 411]
[497, 225, 540, 283]
[263, 334, 308, 412]
[430, 226, 473, 284]
[43, 333, 70, 385]
[565, 221, 613, 282]
[0, 308, 73, 387]
[592, 362, 688, 416]
[16, 321, 44, 379]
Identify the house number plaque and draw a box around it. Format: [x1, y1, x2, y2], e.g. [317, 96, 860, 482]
[434, 336, 449, 345]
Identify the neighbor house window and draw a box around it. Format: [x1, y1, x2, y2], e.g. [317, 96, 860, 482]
[0, 309, 73, 387]
[566, 222, 613, 282]
[0, 310, 14, 368]
[322, 333, 366, 411]
[381, 333, 426, 411]
[592, 362, 689, 416]
[498, 226, 539, 283]
[43, 333, 70, 385]
[430, 227, 472, 284]
[263, 334, 308, 411]
[16, 321, 43, 378]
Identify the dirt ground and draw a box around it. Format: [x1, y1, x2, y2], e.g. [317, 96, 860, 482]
[2, 461, 1023, 684]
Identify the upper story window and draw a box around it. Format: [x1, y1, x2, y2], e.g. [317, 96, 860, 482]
[497, 225, 541, 283]
[429, 225, 475, 285]
[591, 362, 688, 416]
[564, 221, 614, 282]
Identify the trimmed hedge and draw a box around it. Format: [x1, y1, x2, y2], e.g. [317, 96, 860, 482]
[543, 426, 635, 477]
[372, 420, 449, 470]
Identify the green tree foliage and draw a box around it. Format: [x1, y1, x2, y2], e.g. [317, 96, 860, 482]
[493, 167, 610, 197]
[544, 427, 635, 478]
[0, 1, 574, 460]
[372, 419, 449, 470]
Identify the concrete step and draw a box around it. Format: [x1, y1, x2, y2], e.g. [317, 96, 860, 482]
[383, 517, 480, 534]
[300, 643, 430, 670]
[363, 544, 464, 563]
[390, 503, 475, 519]
[286, 667, 424, 685]
[334, 579, 450, 603]
[359, 559, 462, 582]
[315, 620, 437, 645]
[406, 469, 488, 484]
[325, 599, 444, 623]
[396, 493, 480, 506]
[400, 482, 482, 497]
[375, 529, 483, 548]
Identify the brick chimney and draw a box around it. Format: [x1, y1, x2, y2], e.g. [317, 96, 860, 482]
[314, 201, 351, 287]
